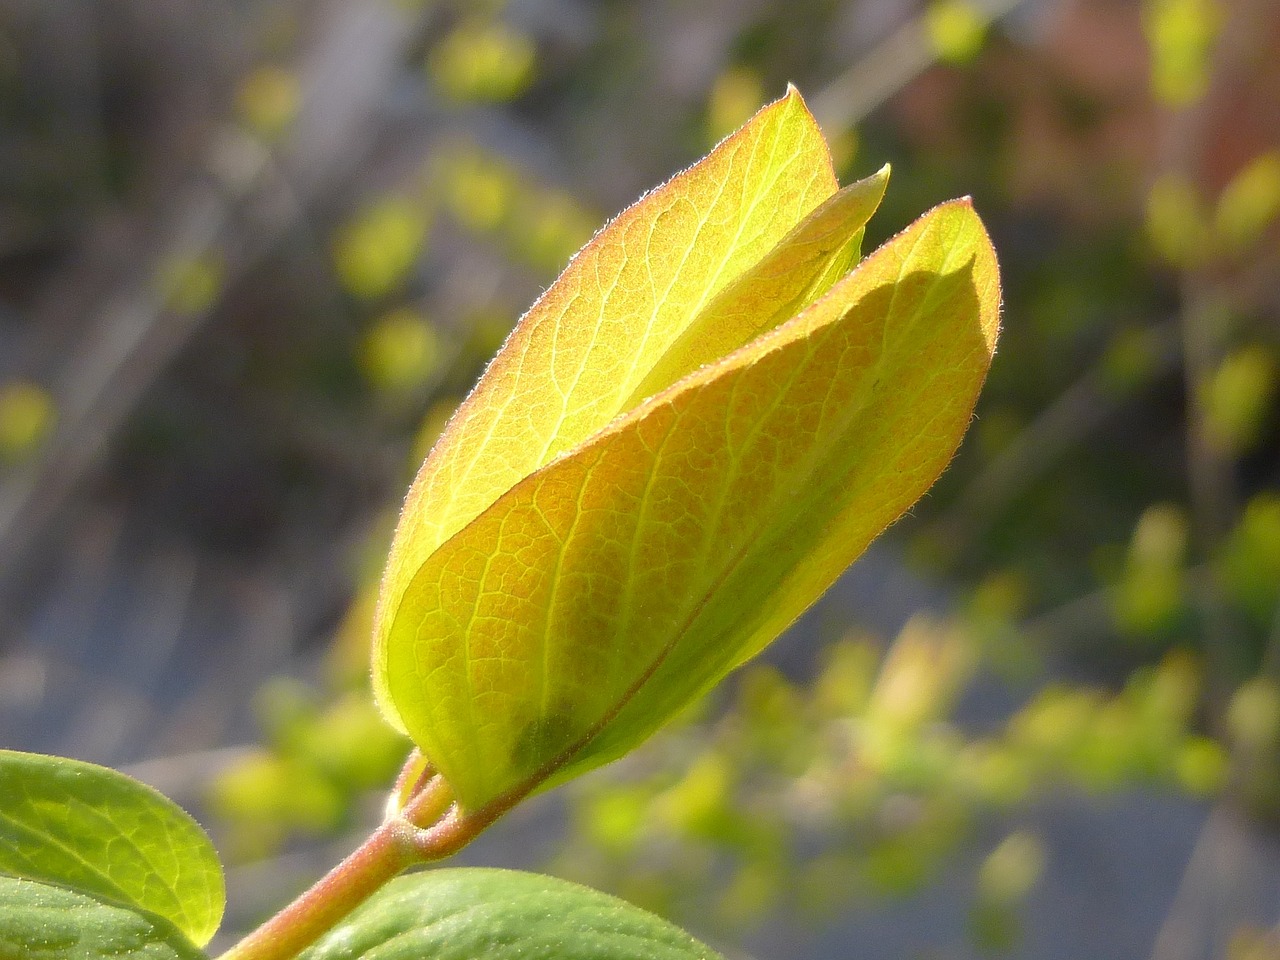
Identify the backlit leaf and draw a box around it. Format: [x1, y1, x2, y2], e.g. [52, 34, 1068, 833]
[373, 87, 1000, 813]
[297, 869, 723, 960]
[0, 876, 206, 960]
[0, 751, 224, 948]
[626, 163, 890, 406]
[374, 89, 837, 735]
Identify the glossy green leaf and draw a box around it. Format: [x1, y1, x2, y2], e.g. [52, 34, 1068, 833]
[298, 868, 723, 960]
[374, 86, 1001, 813]
[0, 751, 225, 948]
[0, 876, 206, 960]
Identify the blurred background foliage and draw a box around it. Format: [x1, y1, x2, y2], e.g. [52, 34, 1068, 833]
[1, 0, 1278, 957]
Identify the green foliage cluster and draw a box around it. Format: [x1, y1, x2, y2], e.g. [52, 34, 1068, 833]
[325, 144, 595, 312]
[550, 622, 1224, 930]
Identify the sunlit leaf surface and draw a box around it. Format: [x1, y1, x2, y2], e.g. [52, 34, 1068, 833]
[0, 751, 224, 948]
[0, 877, 206, 960]
[374, 87, 1000, 811]
[374, 89, 837, 715]
[626, 164, 889, 405]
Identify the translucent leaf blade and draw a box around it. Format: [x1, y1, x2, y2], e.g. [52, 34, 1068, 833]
[0, 751, 225, 948]
[375, 89, 836, 732]
[382, 200, 1000, 809]
[626, 163, 890, 406]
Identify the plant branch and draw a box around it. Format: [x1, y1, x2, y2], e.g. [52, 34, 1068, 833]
[216, 763, 455, 960]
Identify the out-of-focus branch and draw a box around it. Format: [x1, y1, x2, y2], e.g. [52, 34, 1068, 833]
[0, 0, 430, 594]
[1159, 0, 1276, 697]
[1147, 805, 1275, 960]
[810, 0, 1039, 132]
[930, 324, 1181, 550]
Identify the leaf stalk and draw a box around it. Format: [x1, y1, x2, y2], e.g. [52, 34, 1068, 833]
[215, 757, 456, 960]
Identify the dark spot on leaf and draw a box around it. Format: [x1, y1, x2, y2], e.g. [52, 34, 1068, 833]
[511, 709, 579, 773]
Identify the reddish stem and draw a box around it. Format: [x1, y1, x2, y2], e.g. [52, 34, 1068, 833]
[216, 770, 454, 960]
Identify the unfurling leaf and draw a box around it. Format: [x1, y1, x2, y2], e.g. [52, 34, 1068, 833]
[373, 86, 1001, 813]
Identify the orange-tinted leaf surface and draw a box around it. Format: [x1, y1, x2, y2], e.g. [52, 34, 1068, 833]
[378, 177, 1000, 809]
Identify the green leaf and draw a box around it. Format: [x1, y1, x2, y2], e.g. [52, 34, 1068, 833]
[0, 876, 206, 960]
[297, 868, 724, 960]
[373, 86, 1001, 813]
[0, 751, 225, 948]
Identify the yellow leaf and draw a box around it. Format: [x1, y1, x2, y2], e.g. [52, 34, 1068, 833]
[625, 164, 890, 406]
[373, 88, 999, 814]
[1145, 174, 1208, 266]
[360, 309, 442, 393]
[375, 88, 837, 730]
[706, 67, 765, 142]
[428, 18, 536, 104]
[332, 198, 429, 300]
[237, 66, 300, 137]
